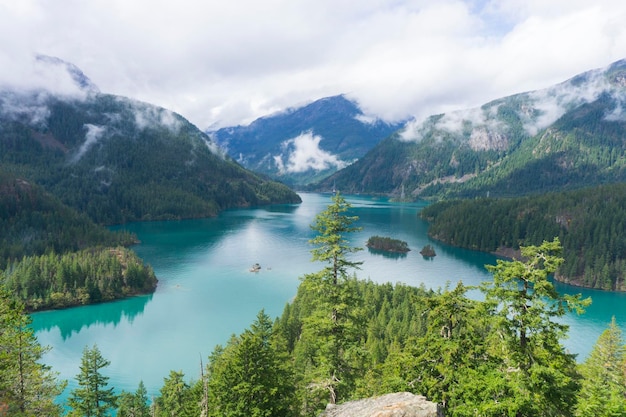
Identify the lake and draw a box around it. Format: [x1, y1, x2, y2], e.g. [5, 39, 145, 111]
[31, 192, 626, 399]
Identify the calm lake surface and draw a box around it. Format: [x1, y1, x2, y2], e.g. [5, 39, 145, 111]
[31, 192, 626, 399]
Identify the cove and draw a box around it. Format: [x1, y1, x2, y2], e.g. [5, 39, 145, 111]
[31, 192, 626, 399]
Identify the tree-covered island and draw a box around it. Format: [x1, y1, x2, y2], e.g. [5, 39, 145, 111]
[366, 235, 410, 253]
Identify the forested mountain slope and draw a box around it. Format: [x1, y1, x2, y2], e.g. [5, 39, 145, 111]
[0, 169, 134, 269]
[0, 64, 300, 224]
[211, 95, 403, 187]
[421, 183, 626, 290]
[318, 59, 626, 198]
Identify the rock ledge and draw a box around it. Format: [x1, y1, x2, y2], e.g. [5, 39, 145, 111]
[319, 392, 440, 417]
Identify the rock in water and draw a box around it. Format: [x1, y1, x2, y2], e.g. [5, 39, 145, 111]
[319, 392, 440, 417]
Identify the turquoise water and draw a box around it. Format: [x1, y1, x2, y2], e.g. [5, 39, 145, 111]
[31, 192, 626, 399]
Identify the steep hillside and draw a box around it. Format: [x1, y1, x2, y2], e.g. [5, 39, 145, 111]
[318, 59, 626, 198]
[0, 169, 134, 269]
[211, 95, 403, 187]
[420, 182, 626, 290]
[0, 79, 301, 224]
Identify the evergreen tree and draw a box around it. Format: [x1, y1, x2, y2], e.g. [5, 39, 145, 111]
[575, 317, 626, 416]
[0, 287, 65, 416]
[410, 282, 492, 412]
[296, 192, 363, 407]
[207, 310, 295, 417]
[153, 370, 196, 417]
[117, 380, 150, 417]
[480, 238, 590, 417]
[68, 344, 117, 417]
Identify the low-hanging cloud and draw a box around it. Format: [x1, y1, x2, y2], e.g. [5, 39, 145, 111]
[71, 124, 106, 162]
[2, 1, 626, 130]
[0, 90, 52, 127]
[273, 131, 348, 174]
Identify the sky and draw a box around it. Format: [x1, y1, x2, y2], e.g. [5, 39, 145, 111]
[1, 0, 626, 130]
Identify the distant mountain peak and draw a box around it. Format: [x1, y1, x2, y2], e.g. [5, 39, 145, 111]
[35, 54, 100, 93]
[211, 94, 403, 187]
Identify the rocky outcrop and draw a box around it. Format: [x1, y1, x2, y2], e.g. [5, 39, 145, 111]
[319, 392, 441, 417]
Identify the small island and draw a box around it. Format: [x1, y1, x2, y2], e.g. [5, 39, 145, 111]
[366, 236, 410, 253]
[420, 244, 437, 258]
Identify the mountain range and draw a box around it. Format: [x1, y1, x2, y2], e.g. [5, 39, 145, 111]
[0, 56, 301, 226]
[210, 95, 404, 187]
[314, 59, 626, 198]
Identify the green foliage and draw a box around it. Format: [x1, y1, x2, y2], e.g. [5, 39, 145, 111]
[152, 370, 198, 417]
[0, 287, 65, 416]
[207, 310, 296, 417]
[1, 247, 157, 311]
[0, 93, 301, 225]
[68, 344, 117, 417]
[116, 381, 150, 417]
[0, 169, 135, 270]
[366, 236, 410, 253]
[575, 318, 626, 416]
[297, 193, 363, 406]
[316, 63, 626, 199]
[478, 239, 589, 417]
[422, 183, 626, 290]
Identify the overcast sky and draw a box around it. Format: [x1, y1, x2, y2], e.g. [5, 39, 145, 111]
[1, 0, 625, 130]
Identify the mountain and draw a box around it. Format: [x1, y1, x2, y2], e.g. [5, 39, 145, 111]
[210, 95, 404, 187]
[0, 57, 301, 225]
[0, 168, 135, 269]
[317, 59, 626, 199]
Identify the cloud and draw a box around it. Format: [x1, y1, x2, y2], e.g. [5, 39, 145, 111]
[72, 124, 106, 162]
[0, 90, 51, 126]
[124, 98, 182, 132]
[1, 1, 626, 130]
[273, 131, 348, 174]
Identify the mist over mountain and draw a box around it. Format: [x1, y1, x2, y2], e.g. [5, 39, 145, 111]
[210, 95, 404, 187]
[317, 59, 626, 199]
[0, 56, 300, 224]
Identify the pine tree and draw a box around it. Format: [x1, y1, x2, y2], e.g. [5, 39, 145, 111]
[68, 344, 117, 417]
[297, 192, 363, 407]
[575, 317, 626, 416]
[0, 287, 65, 416]
[153, 370, 196, 417]
[117, 380, 150, 417]
[208, 310, 295, 417]
[480, 238, 590, 417]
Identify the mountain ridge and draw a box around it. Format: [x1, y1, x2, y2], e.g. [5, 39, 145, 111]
[211, 95, 404, 187]
[315, 58, 626, 198]
[0, 57, 301, 225]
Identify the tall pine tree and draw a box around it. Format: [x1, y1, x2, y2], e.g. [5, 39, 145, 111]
[0, 287, 65, 416]
[68, 344, 117, 417]
[207, 310, 295, 417]
[480, 238, 590, 417]
[296, 192, 363, 408]
[575, 317, 626, 416]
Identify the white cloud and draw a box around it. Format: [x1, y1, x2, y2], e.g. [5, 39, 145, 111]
[72, 124, 106, 162]
[274, 131, 347, 174]
[1, 0, 625, 129]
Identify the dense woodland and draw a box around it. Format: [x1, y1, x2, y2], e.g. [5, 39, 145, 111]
[0, 93, 300, 225]
[318, 61, 626, 200]
[0, 169, 157, 311]
[421, 182, 626, 291]
[366, 235, 410, 253]
[1, 247, 157, 311]
[0, 169, 136, 270]
[2, 193, 625, 417]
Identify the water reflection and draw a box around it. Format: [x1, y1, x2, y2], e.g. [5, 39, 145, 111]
[31, 294, 153, 340]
